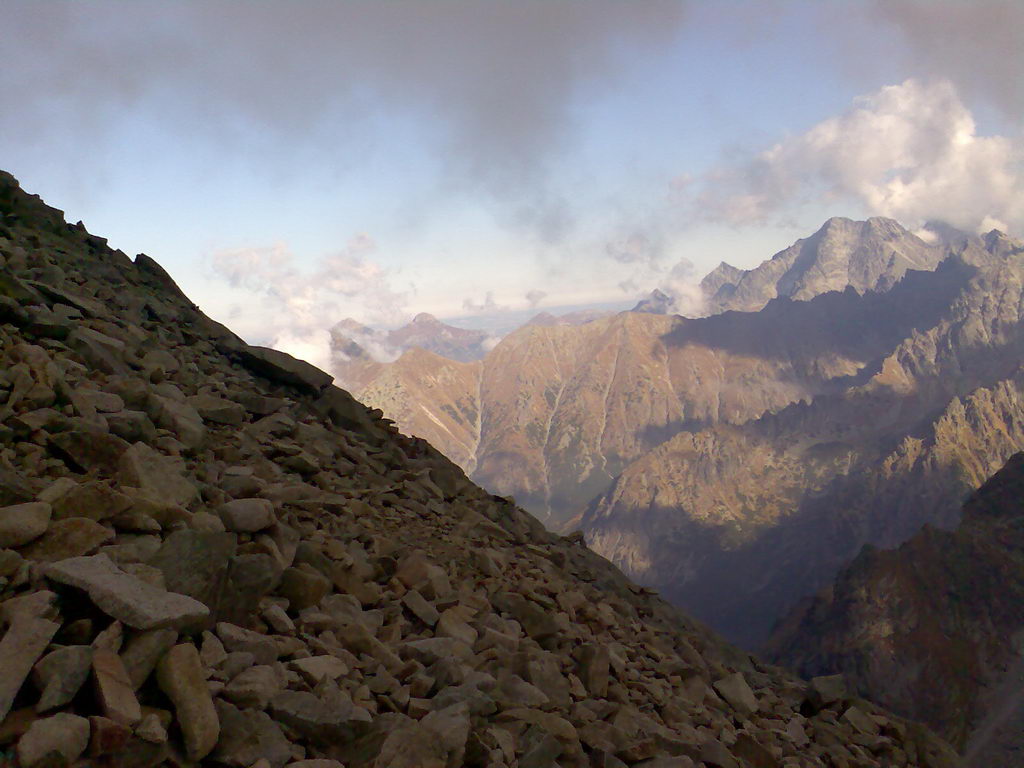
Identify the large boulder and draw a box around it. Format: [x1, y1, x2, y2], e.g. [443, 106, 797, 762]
[44, 553, 210, 630]
[235, 345, 333, 394]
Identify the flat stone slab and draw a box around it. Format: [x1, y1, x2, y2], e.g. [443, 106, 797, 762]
[236, 345, 333, 393]
[43, 553, 209, 630]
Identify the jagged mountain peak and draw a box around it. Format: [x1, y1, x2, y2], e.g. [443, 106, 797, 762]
[631, 287, 674, 314]
[701, 215, 947, 314]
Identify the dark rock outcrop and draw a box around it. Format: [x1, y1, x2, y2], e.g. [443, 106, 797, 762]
[767, 453, 1024, 765]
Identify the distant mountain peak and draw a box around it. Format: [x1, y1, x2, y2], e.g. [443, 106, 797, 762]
[631, 288, 675, 314]
[701, 215, 946, 314]
[411, 311, 440, 325]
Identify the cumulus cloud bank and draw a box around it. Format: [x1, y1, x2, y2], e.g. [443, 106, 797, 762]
[869, 0, 1024, 120]
[1, 0, 688, 240]
[689, 79, 1023, 233]
[211, 236, 407, 370]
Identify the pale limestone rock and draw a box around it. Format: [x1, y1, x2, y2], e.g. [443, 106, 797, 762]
[216, 621, 279, 665]
[120, 627, 177, 689]
[135, 712, 168, 743]
[713, 672, 759, 717]
[401, 588, 440, 626]
[289, 655, 348, 686]
[93, 648, 142, 726]
[117, 442, 197, 507]
[156, 643, 219, 760]
[224, 664, 284, 710]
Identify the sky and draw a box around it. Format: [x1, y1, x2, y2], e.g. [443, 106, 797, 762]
[2, 1, 1022, 371]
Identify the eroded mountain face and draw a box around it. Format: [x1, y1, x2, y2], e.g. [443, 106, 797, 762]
[581, 234, 1024, 649]
[767, 453, 1024, 765]
[331, 313, 492, 390]
[358, 255, 967, 528]
[0, 172, 962, 767]
[353, 218, 959, 532]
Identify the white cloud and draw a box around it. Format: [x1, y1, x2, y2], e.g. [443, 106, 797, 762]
[211, 235, 408, 370]
[689, 79, 1024, 234]
[659, 258, 706, 318]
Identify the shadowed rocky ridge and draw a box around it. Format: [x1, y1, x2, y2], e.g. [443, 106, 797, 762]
[766, 453, 1024, 766]
[0, 172, 962, 766]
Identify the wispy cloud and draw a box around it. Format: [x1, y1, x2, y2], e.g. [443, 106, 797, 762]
[461, 291, 507, 315]
[211, 235, 408, 369]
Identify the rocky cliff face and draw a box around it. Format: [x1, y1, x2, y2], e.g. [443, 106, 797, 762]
[701, 217, 946, 314]
[580, 233, 1024, 650]
[766, 453, 1024, 765]
[0, 171, 962, 767]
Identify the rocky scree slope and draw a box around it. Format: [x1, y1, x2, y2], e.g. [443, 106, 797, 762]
[0, 172, 961, 767]
[580, 232, 1024, 650]
[767, 453, 1024, 766]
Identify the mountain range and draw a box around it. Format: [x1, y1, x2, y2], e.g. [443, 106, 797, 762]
[0, 170, 966, 766]
[352, 217, 1024, 661]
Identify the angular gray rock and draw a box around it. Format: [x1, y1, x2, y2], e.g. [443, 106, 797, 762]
[43, 553, 209, 630]
[218, 498, 276, 533]
[713, 672, 759, 717]
[0, 615, 60, 722]
[236, 345, 334, 393]
[213, 699, 293, 768]
[92, 648, 142, 726]
[117, 442, 198, 507]
[33, 645, 92, 711]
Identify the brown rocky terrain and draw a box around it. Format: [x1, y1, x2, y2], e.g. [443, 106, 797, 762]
[356, 237, 965, 529]
[0, 172, 965, 766]
[580, 231, 1024, 650]
[700, 217, 946, 314]
[766, 453, 1024, 766]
